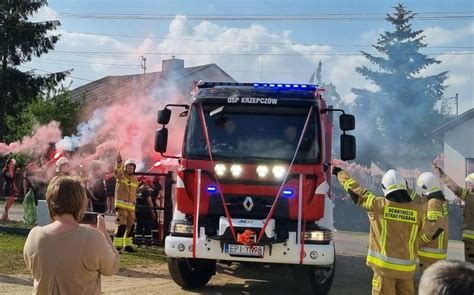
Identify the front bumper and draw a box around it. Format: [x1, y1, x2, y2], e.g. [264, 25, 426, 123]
[165, 232, 335, 266]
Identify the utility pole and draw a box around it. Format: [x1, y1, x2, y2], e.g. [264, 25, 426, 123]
[140, 56, 147, 95]
[454, 93, 459, 117]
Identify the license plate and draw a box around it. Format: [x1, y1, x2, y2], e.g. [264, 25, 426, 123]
[224, 244, 264, 257]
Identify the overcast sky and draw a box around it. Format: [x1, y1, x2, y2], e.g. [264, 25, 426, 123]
[24, 0, 474, 113]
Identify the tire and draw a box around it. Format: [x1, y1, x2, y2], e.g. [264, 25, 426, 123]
[307, 262, 335, 295]
[167, 257, 216, 289]
[292, 247, 336, 295]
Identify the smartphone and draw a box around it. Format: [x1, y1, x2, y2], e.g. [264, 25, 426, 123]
[81, 212, 98, 224]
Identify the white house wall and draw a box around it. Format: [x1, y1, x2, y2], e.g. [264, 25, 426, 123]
[443, 116, 474, 199]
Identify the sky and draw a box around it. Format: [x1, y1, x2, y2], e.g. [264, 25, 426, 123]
[24, 0, 474, 113]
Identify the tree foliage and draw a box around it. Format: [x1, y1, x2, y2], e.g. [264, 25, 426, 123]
[309, 61, 347, 110]
[5, 89, 80, 142]
[0, 0, 70, 142]
[351, 4, 449, 167]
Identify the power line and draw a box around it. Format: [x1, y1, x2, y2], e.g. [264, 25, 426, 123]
[5, 26, 473, 49]
[26, 11, 474, 21]
[52, 50, 474, 56]
[40, 58, 138, 67]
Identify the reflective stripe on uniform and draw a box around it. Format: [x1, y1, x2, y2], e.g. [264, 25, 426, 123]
[113, 237, 124, 248]
[421, 234, 431, 243]
[462, 230, 474, 240]
[438, 232, 444, 250]
[363, 192, 376, 210]
[380, 220, 387, 256]
[419, 247, 447, 259]
[115, 200, 136, 210]
[387, 184, 407, 191]
[410, 191, 417, 200]
[119, 179, 139, 188]
[343, 178, 357, 191]
[125, 237, 134, 247]
[461, 189, 468, 200]
[367, 250, 416, 272]
[427, 210, 444, 221]
[408, 224, 417, 261]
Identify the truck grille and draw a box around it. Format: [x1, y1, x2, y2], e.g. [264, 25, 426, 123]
[207, 195, 289, 219]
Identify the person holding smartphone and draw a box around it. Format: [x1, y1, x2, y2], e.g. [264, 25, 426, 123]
[23, 177, 119, 294]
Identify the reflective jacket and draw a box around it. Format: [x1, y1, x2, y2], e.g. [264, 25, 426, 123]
[435, 167, 474, 242]
[337, 170, 423, 279]
[419, 198, 449, 260]
[114, 162, 139, 211]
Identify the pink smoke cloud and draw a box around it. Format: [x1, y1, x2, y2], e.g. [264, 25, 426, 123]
[0, 121, 62, 156]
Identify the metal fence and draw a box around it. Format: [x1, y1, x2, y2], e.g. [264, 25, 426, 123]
[0, 172, 174, 246]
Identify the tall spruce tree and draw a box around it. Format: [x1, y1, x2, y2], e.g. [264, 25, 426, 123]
[0, 0, 69, 142]
[352, 4, 448, 167]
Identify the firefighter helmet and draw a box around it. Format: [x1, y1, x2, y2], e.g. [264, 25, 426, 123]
[381, 169, 407, 196]
[55, 157, 69, 173]
[465, 173, 474, 184]
[417, 172, 442, 195]
[124, 159, 137, 169]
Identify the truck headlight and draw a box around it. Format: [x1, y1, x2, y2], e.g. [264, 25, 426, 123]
[304, 230, 333, 243]
[230, 164, 243, 177]
[214, 163, 226, 177]
[256, 165, 269, 178]
[171, 220, 193, 236]
[272, 165, 286, 179]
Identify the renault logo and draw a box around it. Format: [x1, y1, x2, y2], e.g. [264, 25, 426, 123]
[243, 197, 254, 212]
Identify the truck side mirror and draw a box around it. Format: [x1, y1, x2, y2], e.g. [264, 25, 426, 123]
[340, 114, 355, 131]
[340, 134, 356, 161]
[155, 128, 168, 153]
[158, 109, 172, 125]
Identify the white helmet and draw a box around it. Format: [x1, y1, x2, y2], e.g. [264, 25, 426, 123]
[465, 173, 474, 184]
[417, 172, 442, 195]
[124, 159, 137, 169]
[55, 157, 69, 173]
[381, 169, 407, 196]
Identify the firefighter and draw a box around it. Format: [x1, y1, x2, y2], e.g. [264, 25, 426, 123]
[46, 157, 71, 193]
[432, 160, 474, 264]
[113, 150, 139, 252]
[332, 166, 423, 295]
[55, 157, 71, 177]
[416, 172, 449, 272]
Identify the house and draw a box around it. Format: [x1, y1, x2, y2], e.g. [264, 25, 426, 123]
[432, 108, 474, 198]
[70, 57, 236, 116]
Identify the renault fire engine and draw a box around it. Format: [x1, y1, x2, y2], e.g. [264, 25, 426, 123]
[155, 82, 356, 294]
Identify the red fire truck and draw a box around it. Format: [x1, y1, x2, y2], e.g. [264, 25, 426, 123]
[155, 82, 355, 294]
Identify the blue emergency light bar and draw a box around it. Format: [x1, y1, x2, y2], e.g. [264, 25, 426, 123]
[207, 186, 217, 192]
[252, 83, 317, 91]
[282, 189, 294, 196]
[197, 81, 317, 91]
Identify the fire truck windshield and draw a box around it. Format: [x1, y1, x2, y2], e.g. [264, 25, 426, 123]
[184, 104, 320, 163]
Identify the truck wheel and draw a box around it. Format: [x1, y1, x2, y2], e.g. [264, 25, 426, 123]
[293, 261, 335, 295]
[167, 257, 216, 289]
[306, 262, 335, 295]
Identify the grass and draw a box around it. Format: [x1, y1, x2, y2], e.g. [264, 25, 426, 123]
[0, 233, 29, 275]
[0, 220, 34, 229]
[0, 232, 167, 275]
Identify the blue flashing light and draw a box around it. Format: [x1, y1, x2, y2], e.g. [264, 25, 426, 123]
[252, 83, 317, 91]
[282, 189, 293, 196]
[207, 186, 217, 193]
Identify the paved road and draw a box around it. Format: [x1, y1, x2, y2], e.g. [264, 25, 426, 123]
[0, 231, 465, 294]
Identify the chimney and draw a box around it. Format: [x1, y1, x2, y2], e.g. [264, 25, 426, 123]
[162, 56, 184, 72]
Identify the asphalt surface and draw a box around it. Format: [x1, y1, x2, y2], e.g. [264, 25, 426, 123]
[0, 231, 465, 294]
